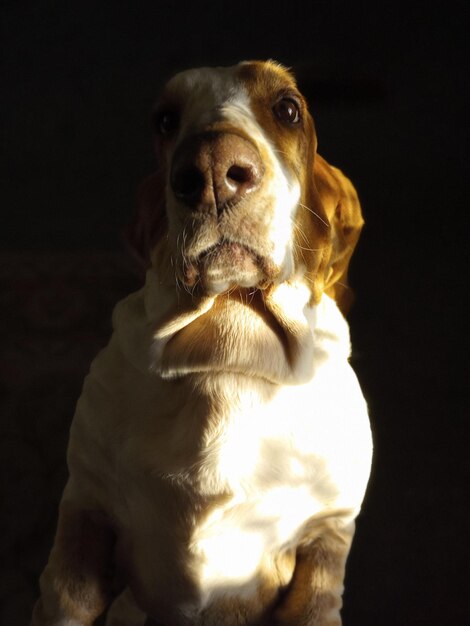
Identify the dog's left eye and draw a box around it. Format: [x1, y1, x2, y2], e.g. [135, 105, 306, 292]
[273, 97, 301, 125]
[153, 109, 180, 136]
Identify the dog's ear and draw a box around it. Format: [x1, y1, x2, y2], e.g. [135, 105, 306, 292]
[124, 171, 168, 269]
[314, 155, 364, 314]
[291, 111, 362, 313]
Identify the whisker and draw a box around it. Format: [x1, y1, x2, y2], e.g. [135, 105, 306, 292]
[290, 219, 310, 244]
[291, 221, 326, 255]
[295, 243, 324, 252]
[291, 222, 312, 248]
[302, 273, 315, 286]
[174, 274, 184, 297]
[248, 289, 257, 306]
[298, 203, 330, 228]
[191, 277, 201, 300]
[182, 228, 188, 252]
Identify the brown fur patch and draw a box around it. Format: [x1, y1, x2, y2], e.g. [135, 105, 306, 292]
[271, 519, 355, 626]
[236, 62, 363, 311]
[31, 505, 116, 625]
[313, 155, 364, 314]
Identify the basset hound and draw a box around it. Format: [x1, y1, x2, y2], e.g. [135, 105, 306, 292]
[32, 60, 372, 626]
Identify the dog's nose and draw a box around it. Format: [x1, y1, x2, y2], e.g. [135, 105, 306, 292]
[170, 133, 263, 210]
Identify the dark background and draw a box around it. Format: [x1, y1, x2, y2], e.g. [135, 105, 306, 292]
[1, 1, 468, 624]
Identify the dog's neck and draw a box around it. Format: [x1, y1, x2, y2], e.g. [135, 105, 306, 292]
[112, 268, 351, 386]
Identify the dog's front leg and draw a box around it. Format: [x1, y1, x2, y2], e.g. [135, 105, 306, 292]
[272, 521, 355, 626]
[31, 500, 116, 626]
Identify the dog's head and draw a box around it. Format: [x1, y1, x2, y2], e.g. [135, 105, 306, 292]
[128, 61, 363, 313]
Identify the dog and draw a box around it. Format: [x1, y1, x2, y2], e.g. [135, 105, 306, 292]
[31, 60, 372, 626]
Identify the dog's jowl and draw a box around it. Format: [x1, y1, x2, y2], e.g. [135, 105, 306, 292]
[32, 61, 372, 626]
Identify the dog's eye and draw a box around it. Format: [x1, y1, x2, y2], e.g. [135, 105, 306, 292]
[273, 97, 301, 125]
[153, 109, 179, 136]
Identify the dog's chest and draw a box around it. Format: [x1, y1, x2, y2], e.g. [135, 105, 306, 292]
[77, 298, 371, 619]
[132, 376, 338, 596]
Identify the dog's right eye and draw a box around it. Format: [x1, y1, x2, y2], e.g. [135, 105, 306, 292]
[153, 110, 179, 137]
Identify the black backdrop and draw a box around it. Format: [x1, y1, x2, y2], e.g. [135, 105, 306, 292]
[1, 1, 468, 624]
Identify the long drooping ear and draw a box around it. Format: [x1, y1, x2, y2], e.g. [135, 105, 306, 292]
[314, 154, 364, 314]
[123, 170, 168, 269]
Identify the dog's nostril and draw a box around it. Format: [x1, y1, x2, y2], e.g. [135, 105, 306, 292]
[227, 164, 252, 184]
[172, 166, 205, 201]
[226, 164, 258, 192]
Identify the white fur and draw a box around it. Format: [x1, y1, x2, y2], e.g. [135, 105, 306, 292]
[78, 271, 373, 623]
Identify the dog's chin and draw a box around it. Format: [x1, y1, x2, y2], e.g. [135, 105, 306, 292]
[182, 242, 271, 296]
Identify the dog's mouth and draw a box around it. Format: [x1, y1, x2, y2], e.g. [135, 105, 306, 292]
[182, 240, 275, 295]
